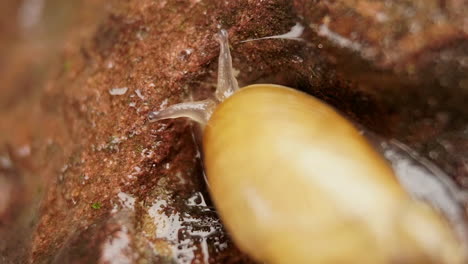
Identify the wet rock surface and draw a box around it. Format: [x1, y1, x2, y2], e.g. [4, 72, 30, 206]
[0, 0, 467, 263]
[294, 0, 468, 187]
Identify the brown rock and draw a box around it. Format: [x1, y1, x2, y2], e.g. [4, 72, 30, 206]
[0, 0, 467, 263]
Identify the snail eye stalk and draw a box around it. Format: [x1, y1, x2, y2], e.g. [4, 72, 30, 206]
[148, 29, 238, 125]
[214, 29, 239, 102]
[148, 99, 216, 127]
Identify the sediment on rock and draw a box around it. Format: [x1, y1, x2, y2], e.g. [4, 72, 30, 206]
[0, 0, 467, 263]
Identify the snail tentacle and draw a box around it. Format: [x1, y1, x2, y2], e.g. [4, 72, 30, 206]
[148, 99, 216, 126]
[214, 29, 239, 102]
[240, 22, 305, 43]
[148, 29, 236, 125]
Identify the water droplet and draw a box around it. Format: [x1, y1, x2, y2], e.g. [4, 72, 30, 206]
[291, 55, 304, 63]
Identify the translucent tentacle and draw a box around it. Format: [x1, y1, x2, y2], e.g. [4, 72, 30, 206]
[214, 29, 239, 102]
[148, 99, 216, 127]
[240, 23, 305, 43]
[148, 30, 239, 126]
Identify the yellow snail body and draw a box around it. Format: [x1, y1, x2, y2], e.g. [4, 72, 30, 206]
[149, 30, 466, 263]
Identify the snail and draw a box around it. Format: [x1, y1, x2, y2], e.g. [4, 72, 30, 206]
[149, 30, 466, 263]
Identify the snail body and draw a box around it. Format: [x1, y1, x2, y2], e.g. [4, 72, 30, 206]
[205, 84, 462, 263]
[149, 30, 465, 263]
